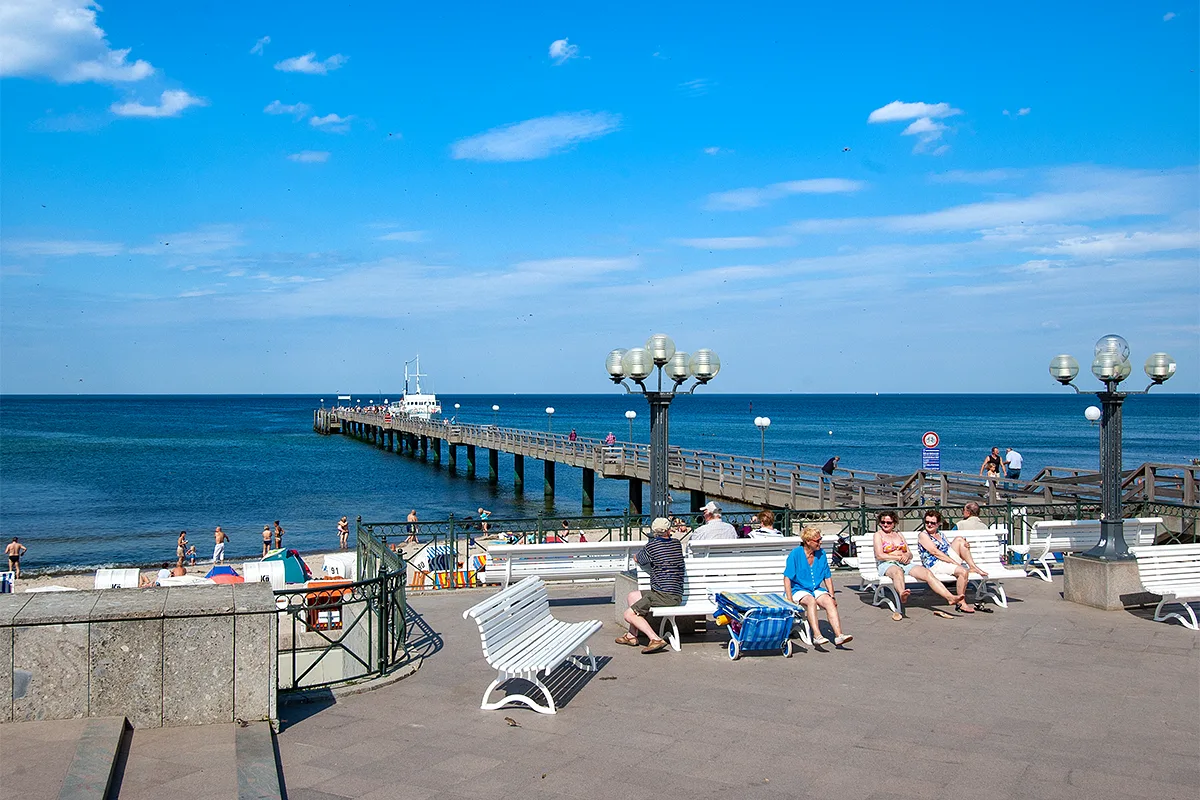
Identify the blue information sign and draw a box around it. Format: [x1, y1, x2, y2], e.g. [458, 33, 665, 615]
[922, 447, 941, 470]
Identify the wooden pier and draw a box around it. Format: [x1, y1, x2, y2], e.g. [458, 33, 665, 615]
[315, 408, 1198, 519]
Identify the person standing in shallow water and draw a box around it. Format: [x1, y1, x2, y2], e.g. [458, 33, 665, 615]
[262, 525, 272, 557]
[212, 526, 229, 564]
[338, 516, 350, 550]
[6, 537, 27, 579]
[273, 520, 284, 550]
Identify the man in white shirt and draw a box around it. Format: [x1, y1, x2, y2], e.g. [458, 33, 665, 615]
[1004, 447, 1023, 491]
[690, 501, 737, 541]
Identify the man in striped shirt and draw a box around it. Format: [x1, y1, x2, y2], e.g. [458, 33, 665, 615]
[616, 517, 684, 654]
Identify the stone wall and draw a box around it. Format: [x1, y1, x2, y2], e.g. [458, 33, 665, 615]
[0, 583, 277, 727]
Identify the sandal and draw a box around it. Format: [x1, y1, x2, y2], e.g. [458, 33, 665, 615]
[614, 634, 639, 647]
[891, 612, 904, 622]
[931, 610, 955, 619]
[641, 638, 668, 654]
[955, 602, 976, 614]
[973, 602, 994, 613]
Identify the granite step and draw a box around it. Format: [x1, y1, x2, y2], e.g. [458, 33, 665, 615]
[0, 716, 130, 800]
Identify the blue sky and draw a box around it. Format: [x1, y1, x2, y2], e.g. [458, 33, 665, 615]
[1, 1, 1197, 394]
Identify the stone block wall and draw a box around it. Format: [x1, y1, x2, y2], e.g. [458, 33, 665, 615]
[0, 583, 277, 727]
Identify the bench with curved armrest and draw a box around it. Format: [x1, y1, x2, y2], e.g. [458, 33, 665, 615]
[1130, 543, 1200, 630]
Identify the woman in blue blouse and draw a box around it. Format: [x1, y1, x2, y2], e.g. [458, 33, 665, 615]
[783, 527, 853, 646]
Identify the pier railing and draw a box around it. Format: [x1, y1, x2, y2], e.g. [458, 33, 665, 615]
[275, 526, 408, 693]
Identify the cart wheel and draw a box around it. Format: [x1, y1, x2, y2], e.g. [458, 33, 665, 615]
[728, 639, 741, 660]
[782, 639, 793, 658]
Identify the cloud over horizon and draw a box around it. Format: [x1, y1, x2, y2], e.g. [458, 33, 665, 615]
[274, 51, 347, 75]
[111, 90, 206, 118]
[0, 0, 155, 83]
[706, 178, 866, 211]
[451, 111, 621, 162]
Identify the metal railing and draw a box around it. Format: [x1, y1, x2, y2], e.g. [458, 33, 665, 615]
[275, 526, 408, 692]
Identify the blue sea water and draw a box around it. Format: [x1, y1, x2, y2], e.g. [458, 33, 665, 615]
[1, 393, 1196, 574]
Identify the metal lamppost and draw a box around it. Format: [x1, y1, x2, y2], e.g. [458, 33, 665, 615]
[625, 410, 637, 442]
[754, 416, 771, 462]
[1049, 335, 1177, 559]
[492, 404, 499, 427]
[546, 407, 555, 433]
[606, 334, 720, 519]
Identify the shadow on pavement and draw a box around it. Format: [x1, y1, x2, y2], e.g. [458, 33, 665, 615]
[496, 655, 613, 714]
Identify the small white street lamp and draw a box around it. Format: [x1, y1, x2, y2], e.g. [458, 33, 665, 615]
[546, 406, 555, 433]
[625, 410, 637, 441]
[492, 404, 500, 427]
[754, 416, 771, 462]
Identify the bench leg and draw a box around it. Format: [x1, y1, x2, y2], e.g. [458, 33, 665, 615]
[792, 617, 812, 647]
[872, 583, 900, 614]
[971, 579, 1008, 609]
[567, 645, 598, 672]
[655, 616, 682, 651]
[480, 669, 558, 715]
[1027, 557, 1053, 583]
[1152, 597, 1199, 630]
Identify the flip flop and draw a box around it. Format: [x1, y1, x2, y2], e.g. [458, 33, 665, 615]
[931, 610, 955, 619]
[955, 602, 976, 614]
[973, 602, 994, 613]
[891, 612, 903, 622]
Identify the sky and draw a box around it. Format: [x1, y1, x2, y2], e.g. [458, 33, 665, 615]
[1, 1, 1197, 395]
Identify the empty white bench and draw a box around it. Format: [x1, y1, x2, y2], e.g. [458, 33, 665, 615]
[1130, 543, 1200, 630]
[1015, 518, 1161, 581]
[852, 527, 1024, 613]
[94, 568, 141, 589]
[481, 541, 644, 588]
[636, 552, 812, 650]
[461, 576, 602, 715]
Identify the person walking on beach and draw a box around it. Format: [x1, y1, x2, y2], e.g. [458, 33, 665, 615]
[212, 526, 229, 564]
[6, 537, 27, 579]
[691, 501, 737, 541]
[616, 517, 683, 654]
[262, 525, 272, 557]
[406, 510, 419, 543]
[477, 507, 491, 534]
[176, 531, 189, 567]
[784, 526, 853, 646]
[979, 447, 1004, 479]
[338, 516, 350, 550]
[273, 521, 285, 550]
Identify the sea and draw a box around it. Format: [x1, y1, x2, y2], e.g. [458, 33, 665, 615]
[1, 393, 1196, 575]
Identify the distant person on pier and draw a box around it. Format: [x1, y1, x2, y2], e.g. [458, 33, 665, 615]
[821, 455, 840, 478]
[953, 502, 989, 531]
[691, 501, 737, 541]
[212, 526, 229, 564]
[616, 517, 683, 654]
[406, 510, 420, 543]
[604, 432, 616, 445]
[6, 537, 27, 580]
[568, 429, 578, 442]
[273, 521, 285, 550]
[1004, 447, 1023, 491]
[262, 525, 272, 557]
[784, 526, 853, 646]
[337, 516, 350, 549]
[979, 447, 1004, 478]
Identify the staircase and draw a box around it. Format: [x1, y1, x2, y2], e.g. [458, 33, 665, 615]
[0, 717, 283, 799]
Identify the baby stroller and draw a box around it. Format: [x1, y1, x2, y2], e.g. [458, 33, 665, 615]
[714, 592, 802, 660]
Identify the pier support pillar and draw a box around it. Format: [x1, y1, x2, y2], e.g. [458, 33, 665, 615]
[448, 444, 457, 471]
[420, 436, 428, 459]
[386, 430, 394, 452]
[628, 479, 644, 516]
[690, 490, 706, 512]
[582, 468, 595, 510]
[431, 438, 441, 464]
[488, 449, 499, 484]
[466, 445, 476, 479]
[514, 455, 525, 494]
[544, 460, 555, 500]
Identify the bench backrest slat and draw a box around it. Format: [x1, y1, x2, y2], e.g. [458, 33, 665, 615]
[463, 577, 555, 661]
[1130, 544, 1200, 590]
[1030, 518, 1161, 554]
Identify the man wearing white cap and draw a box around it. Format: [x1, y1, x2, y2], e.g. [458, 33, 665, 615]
[691, 501, 737, 541]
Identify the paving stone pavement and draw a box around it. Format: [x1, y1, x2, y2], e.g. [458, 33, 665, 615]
[277, 575, 1199, 800]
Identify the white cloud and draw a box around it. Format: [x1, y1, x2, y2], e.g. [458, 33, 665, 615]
[377, 231, 427, 242]
[451, 111, 621, 162]
[110, 90, 206, 118]
[250, 36, 270, 55]
[4, 239, 123, 257]
[548, 38, 579, 64]
[901, 117, 949, 153]
[1030, 230, 1200, 258]
[703, 146, 723, 156]
[274, 51, 346, 75]
[1003, 107, 1032, 117]
[931, 169, 1024, 184]
[1164, 12, 1176, 21]
[0, 0, 155, 83]
[867, 100, 962, 123]
[288, 150, 330, 163]
[672, 236, 793, 250]
[705, 178, 866, 211]
[678, 78, 709, 97]
[263, 99, 310, 118]
[310, 113, 353, 132]
[130, 225, 243, 256]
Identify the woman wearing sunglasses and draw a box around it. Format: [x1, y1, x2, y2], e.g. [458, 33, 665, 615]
[917, 509, 989, 614]
[873, 511, 963, 620]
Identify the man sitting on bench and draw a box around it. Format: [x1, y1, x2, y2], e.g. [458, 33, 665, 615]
[616, 517, 684, 654]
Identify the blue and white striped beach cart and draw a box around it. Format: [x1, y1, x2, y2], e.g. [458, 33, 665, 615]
[714, 591, 801, 660]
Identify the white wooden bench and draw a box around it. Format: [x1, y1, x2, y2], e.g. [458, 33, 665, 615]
[1130, 543, 1200, 630]
[852, 527, 1024, 613]
[461, 576, 602, 715]
[1014, 518, 1161, 581]
[481, 541, 644, 588]
[636, 553, 813, 650]
[686, 537, 805, 558]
